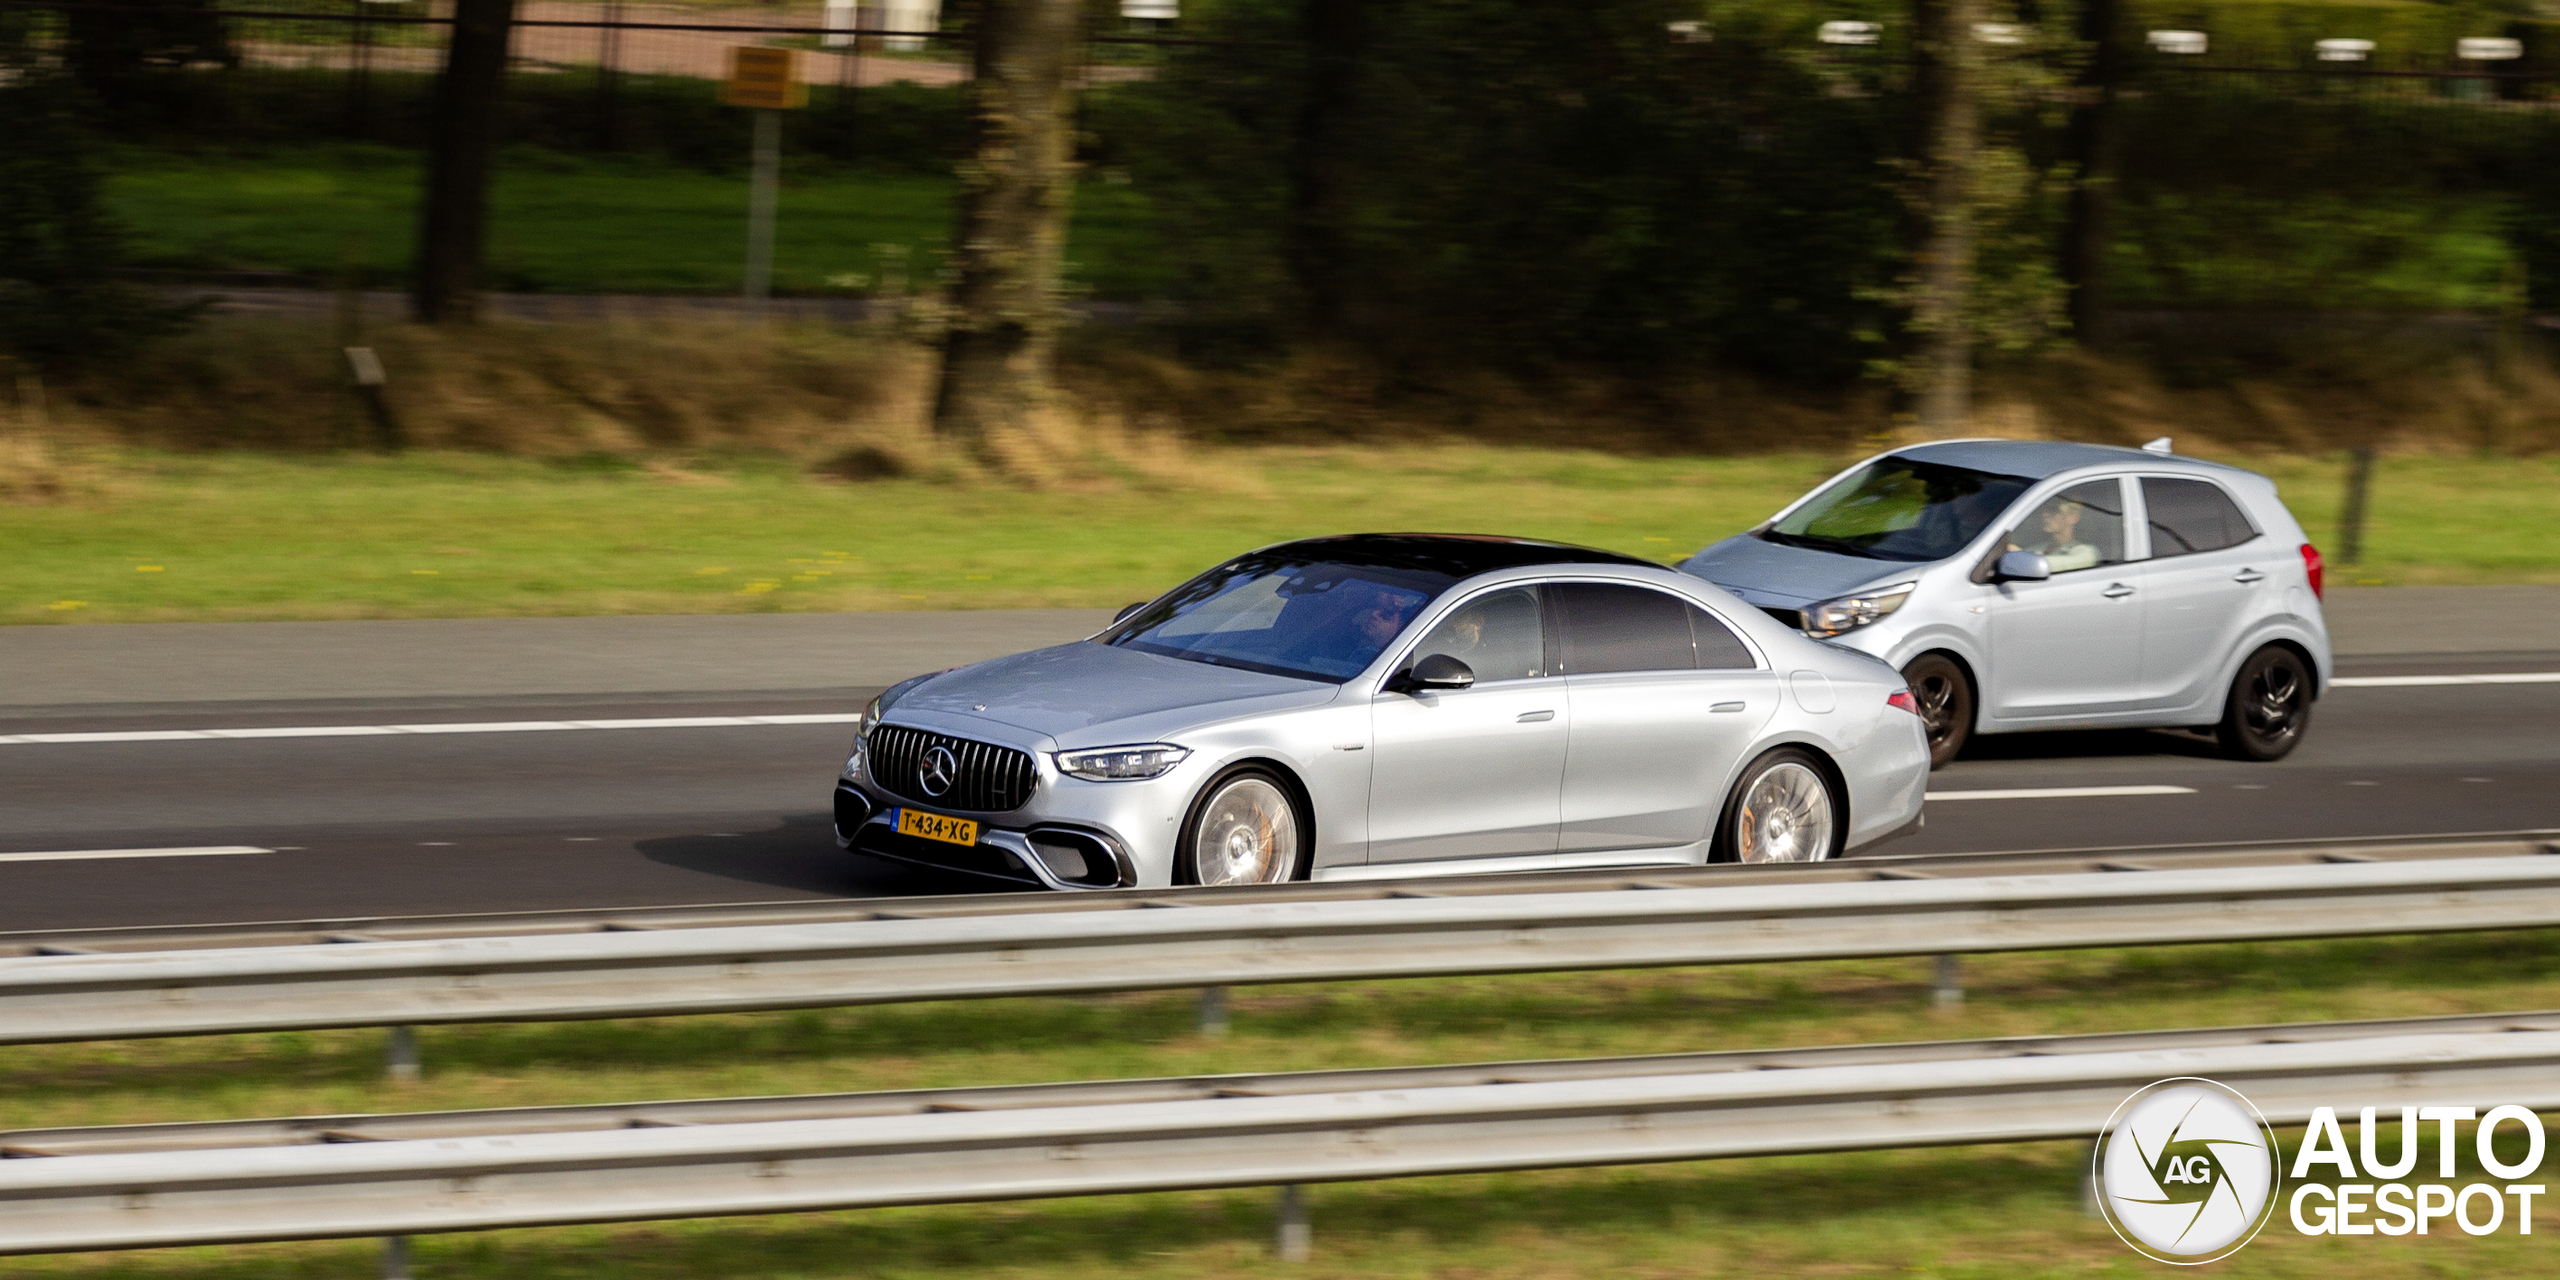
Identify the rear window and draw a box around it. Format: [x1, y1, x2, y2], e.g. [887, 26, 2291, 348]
[1553, 584, 1756, 674]
[2143, 478, 2257, 557]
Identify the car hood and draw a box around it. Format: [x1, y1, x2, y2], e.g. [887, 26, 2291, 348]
[887, 641, 1335, 743]
[1678, 534, 1919, 607]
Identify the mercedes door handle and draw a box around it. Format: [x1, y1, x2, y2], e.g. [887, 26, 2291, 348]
[1516, 710, 1556, 723]
[2233, 569, 2266, 584]
[1710, 701, 1747, 713]
[2102, 583, 2136, 599]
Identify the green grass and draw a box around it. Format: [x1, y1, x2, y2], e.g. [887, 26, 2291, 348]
[103, 145, 1171, 298]
[5, 446, 2554, 625]
[9, 929, 2560, 1277]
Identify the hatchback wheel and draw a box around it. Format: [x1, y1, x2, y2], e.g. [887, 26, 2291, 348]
[1715, 748, 1840, 864]
[2217, 645, 2313, 762]
[1182, 768, 1307, 886]
[1899, 653, 1973, 770]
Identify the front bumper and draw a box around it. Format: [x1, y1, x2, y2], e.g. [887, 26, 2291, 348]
[833, 783, 1138, 890]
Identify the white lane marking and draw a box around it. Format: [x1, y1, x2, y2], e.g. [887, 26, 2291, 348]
[0, 845, 272, 863]
[0, 713, 866, 746]
[3, 675, 2547, 743]
[1926, 785, 2197, 801]
[2334, 672, 2560, 687]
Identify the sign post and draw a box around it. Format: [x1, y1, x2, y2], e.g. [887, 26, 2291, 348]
[722, 47, 808, 319]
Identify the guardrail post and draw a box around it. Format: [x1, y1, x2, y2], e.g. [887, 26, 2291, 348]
[1199, 986, 1230, 1037]
[387, 1025, 420, 1082]
[382, 1234, 412, 1279]
[1931, 955, 1963, 1009]
[1275, 1183, 1310, 1262]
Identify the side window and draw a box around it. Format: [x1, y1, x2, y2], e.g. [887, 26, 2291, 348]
[1688, 604, 1756, 670]
[2143, 477, 2257, 557]
[1554, 583, 1697, 674]
[1409, 586, 1544, 682]
[2007, 479, 2128, 574]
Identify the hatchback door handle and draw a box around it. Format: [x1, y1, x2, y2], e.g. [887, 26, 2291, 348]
[1710, 701, 1747, 713]
[2102, 583, 2136, 599]
[2233, 568, 2265, 584]
[1516, 710, 1555, 723]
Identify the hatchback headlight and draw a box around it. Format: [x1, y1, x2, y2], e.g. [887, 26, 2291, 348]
[1803, 583, 1916, 638]
[1056, 744, 1191, 781]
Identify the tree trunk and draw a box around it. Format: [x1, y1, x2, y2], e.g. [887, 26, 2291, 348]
[931, 0, 1081, 455]
[2060, 0, 2120, 345]
[413, 0, 516, 324]
[1910, 0, 1981, 433]
[1287, 0, 1363, 337]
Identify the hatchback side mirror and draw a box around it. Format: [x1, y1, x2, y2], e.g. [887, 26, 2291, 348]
[1388, 652, 1476, 694]
[1113, 601, 1148, 624]
[1994, 550, 2052, 582]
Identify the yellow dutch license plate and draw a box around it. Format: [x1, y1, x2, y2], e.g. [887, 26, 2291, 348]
[895, 808, 979, 847]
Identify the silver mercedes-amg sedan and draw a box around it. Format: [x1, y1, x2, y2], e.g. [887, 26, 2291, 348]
[833, 534, 1930, 890]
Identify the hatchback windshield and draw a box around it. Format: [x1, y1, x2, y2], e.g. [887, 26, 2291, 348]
[1103, 555, 1457, 682]
[1761, 457, 2032, 562]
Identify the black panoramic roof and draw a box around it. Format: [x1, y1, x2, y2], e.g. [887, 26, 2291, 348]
[1254, 533, 1657, 579]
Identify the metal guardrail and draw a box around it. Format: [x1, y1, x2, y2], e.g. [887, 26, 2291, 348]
[7, 1010, 2560, 1253]
[0, 836, 2554, 1045]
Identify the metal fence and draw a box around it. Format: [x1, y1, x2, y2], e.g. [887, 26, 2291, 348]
[7, 0, 1214, 155]
[14, 3, 2555, 155]
[2, 836, 2555, 1045]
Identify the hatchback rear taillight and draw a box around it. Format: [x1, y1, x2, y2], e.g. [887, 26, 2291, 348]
[2300, 543, 2325, 600]
[1887, 688, 1921, 716]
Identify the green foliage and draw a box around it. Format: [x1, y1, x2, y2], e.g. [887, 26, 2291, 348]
[2129, 0, 2560, 72]
[1100, 0, 1912, 379]
[2107, 72, 2560, 312]
[53, 0, 2560, 385]
[0, 42, 192, 372]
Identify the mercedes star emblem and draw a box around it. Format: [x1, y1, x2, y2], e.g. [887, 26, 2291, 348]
[918, 744, 959, 798]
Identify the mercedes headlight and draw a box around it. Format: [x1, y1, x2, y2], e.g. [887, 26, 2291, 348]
[844, 694, 884, 780]
[1055, 744, 1191, 781]
[1802, 583, 1916, 638]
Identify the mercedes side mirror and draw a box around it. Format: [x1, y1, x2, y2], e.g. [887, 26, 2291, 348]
[1994, 550, 2052, 582]
[1388, 653, 1476, 695]
[1113, 601, 1148, 624]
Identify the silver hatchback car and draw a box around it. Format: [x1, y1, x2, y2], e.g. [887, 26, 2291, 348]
[1678, 439, 2332, 768]
[835, 534, 1930, 890]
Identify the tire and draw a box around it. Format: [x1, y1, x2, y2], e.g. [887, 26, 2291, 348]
[1713, 748, 1843, 864]
[2216, 645, 2313, 762]
[1900, 653, 1973, 770]
[1179, 766, 1309, 887]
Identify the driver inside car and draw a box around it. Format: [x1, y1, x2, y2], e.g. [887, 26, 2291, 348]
[1411, 588, 1544, 681]
[2013, 495, 2103, 573]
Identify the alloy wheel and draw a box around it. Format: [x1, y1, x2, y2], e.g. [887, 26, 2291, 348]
[2218, 646, 2313, 762]
[1735, 761, 1835, 864]
[1191, 777, 1300, 886]
[1899, 654, 1972, 770]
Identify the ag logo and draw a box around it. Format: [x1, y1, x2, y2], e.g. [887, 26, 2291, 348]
[2094, 1078, 2280, 1264]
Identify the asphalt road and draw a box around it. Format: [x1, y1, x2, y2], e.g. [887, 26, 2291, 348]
[3, 595, 2556, 933]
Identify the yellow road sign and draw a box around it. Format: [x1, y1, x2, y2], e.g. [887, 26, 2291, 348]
[722, 46, 807, 110]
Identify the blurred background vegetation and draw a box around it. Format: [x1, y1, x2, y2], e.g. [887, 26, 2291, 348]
[3, 0, 2558, 473]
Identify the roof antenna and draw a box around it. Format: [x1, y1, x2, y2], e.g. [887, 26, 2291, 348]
[2142, 437, 2174, 455]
